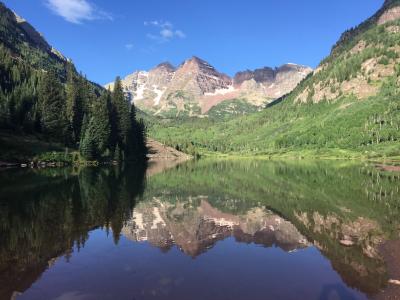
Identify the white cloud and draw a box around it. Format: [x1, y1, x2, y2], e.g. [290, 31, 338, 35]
[174, 30, 186, 39]
[125, 43, 134, 50]
[144, 20, 159, 26]
[45, 0, 112, 24]
[144, 20, 186, 43]
[160, 29, 174, 39]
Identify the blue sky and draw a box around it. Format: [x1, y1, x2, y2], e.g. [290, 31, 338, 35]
[4, 0, 384, 85]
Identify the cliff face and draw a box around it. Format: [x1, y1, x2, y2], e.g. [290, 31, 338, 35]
[378, 5, 400, 24]
[105, 57, 312, 117]
[169, 56, 232, 96]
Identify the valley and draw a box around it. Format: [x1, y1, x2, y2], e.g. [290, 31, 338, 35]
[141, 0, 400, 159]
[1, 1, 400, 299]
[1, 0, 400, 162]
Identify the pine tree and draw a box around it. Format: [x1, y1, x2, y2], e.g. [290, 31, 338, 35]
[38, 71, 68, 141]
[80, 128, 96, 160]
[88, 93, 112, 158]
[66, 63, 84, 144]
[111, 77, 130, 148]
[125, 106, 137, 161]
[136, 119, 147, 157]
[7, 96, 16, 128]
[125, 103, 147, 161]
[80, 114, 89, 144]
[114, 144, 121, 162]
[0, 92, 9, 127]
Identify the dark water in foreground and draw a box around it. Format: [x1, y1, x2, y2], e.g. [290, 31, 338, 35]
[1, 160, 400, 300]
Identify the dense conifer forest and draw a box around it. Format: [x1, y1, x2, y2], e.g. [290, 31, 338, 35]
[0, 43, 146, 163]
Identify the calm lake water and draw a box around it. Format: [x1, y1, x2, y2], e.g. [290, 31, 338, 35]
[1, 159, 400, 300]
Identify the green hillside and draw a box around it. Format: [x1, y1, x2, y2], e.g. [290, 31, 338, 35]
[149, 1, 400, 159]
[0, 2, 67, 77]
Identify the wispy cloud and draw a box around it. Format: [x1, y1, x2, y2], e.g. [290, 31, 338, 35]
[45, 0, 112, 24]
[174, 30, 186, 39]
[125, 43, 134, 50]
[144, 20, 186, 43]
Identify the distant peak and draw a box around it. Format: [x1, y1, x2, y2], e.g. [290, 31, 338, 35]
[176, 56, 215, 71]
[189, 55, 202, 61]
[186, 56, 209, 65]
[154, 62, 175, 71]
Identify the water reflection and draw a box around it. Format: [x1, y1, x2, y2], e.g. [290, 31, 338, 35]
[0, 160, 399, 299]
[122, 198, 309, 257]
[0, 165, 146, 300]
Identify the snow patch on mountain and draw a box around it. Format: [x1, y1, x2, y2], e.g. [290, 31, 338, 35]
[105, 57, 313, 116]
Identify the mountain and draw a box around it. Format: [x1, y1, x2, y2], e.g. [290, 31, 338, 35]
[149, 0, 400, 158]
[105, 56, 312, 117]
[233, 64, 312, 98]
[0, 2, 68, 77]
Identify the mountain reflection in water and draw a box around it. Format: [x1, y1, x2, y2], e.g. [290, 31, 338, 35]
[122, 198, 309, 256]
[0, 159, 399, 300]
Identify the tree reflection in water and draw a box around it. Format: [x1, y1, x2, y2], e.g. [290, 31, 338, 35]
[0, 160, 399, 299]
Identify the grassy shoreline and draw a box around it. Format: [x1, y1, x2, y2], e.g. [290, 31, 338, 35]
[1, 131, 399, 166]
[198, 149, 400, 163]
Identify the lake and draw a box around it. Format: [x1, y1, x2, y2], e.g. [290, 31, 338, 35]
[1, 159, 399, 300]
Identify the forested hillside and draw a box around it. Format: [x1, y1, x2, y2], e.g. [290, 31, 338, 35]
[149, 0, 400, 159]
[0, 2, 146, 163]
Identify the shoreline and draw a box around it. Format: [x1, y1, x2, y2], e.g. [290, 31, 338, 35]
[198, 152, 400, 164]
[1, 154, 400, 169]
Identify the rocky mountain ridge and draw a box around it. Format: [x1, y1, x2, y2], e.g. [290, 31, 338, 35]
[105, 56, 312, 117]
[0, 2, 67, 67]
[11, 11, 66, 61]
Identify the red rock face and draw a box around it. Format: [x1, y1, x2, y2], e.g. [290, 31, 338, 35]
[378, 6, 400, 25]
[234, 65, 311, 88]
[199, 90, 241, 114]
[167, 56, 232, 96]
[233, 67, 275, 87]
